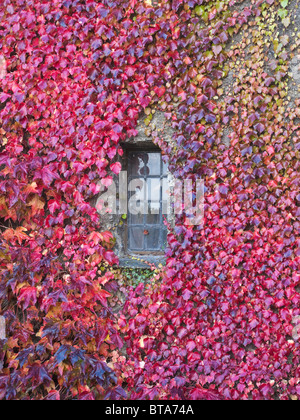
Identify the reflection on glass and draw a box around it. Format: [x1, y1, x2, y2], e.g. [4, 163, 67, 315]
[146, 153, 161, 176]
[128, 178, 147, 215]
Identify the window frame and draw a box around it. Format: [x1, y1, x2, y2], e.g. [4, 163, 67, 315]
[123, 145, 168, 257]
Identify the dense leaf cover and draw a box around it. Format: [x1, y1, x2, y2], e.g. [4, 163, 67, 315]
[0, 0, 140, 400]
[0, 0, 299, 400]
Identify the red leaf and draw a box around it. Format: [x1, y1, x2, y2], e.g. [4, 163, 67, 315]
[0, 93, 10, 102]
[186, 340, 196, 351]
[48, 199, 60, 214]
[101, 177, 113, 188]
[46, 391, 60, 401]
[112, 123, 123, 133]
[182, 289, 193, 301]
[18, 287, 37, 310]
[103, 250, 118, 265]
[111, 162, 122, 175]
[84, 116, 94, 127]
[165, 325, 175, 336]
[155, 86, 166, 98]
[190, 387, 223, 401]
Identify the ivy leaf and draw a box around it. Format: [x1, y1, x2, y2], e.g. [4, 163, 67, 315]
[46, 391, 60, 401]
[84, 116, 94, 127]
[48, 199, 61, 214]
[53, 345, 69, 367]
[282, 17, 290, 27]
[278, 8, 288, 18]
[154, 87, 166, 98]
[101, 177, 113, 188]
[28, 195, 45, 213]
[112, 123, 123, 133]
[110, 162, 122, 174]
[0, 93, 10, 103]
[212, 45, 222, 56]
[190, 387, 223, 401]
[194, 5, 205, 16]
[18, 287, 37, 310]
[280, 0, 289, 6]
[30, 364, 52, 387]
[103, 250, 118, 265]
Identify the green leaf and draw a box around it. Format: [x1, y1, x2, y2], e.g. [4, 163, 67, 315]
[278, 8, 288, 18]
[194, 5, 205, 16]
[280, 0, 289, 7]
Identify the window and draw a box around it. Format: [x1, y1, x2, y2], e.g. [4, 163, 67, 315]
[127, 150, 168, 255]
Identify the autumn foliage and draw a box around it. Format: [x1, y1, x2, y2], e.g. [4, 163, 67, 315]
[0, 0, 300, 400]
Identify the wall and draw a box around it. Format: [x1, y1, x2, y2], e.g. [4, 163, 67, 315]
[94, 111, 175, 268]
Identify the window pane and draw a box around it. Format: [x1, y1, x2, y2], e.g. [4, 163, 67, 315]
[128, 178, 145, 200]
[127, 149, 168, 254]
[145, 153, 161, 176]
[129, 210, 144, 225]
[147, 178, 161, 202]
[128, 178, 147, 216]
[129, 152, 145, 176]
[146, 228, 161, 250]
[146, 204, 160, 224]
[129, 227, 144, 250]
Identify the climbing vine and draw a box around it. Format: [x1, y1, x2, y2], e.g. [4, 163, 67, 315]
[119, 0, 300, 401]
[0, 0, 299, 400]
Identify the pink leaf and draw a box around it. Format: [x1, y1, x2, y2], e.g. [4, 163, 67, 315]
[101, 177, 113, 187]
[111, 162, 122, 175]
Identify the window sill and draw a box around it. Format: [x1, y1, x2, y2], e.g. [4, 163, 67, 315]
[119, 255, 166, 269]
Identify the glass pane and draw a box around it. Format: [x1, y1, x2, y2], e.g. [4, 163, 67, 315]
[128, 178, 145, 201]
[147, 178, 161, 203]
[129, 227, 144, 250]
[128, 178, 147, 216]
[129, 152, 145, 176]
[146, 228, 161, 250]
[145, 153, 161, 176]
[129, 209, 144, 225]
[146, 203, 160, 224]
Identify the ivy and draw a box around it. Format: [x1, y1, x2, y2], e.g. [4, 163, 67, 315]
[0, 0, 299, 401]
[120, 268, 158, 288]
[119, 0, 300, 401]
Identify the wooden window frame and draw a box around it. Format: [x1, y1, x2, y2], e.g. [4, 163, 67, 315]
[124, 146, 168, 257]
